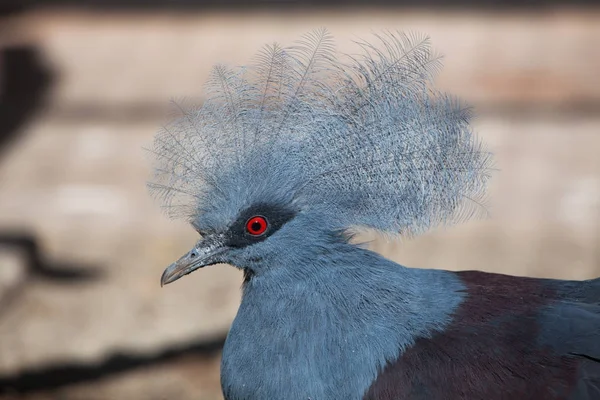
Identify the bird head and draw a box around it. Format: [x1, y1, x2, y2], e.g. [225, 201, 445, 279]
[149, 30, 492, 286]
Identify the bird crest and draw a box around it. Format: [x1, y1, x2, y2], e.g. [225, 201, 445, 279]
[148, 29, 492, 236]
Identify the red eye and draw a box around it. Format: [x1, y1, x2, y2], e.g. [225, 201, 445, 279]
[245, 216, 268, 236]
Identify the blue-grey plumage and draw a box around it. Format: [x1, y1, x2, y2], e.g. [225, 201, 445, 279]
[149, 30, 600, 399]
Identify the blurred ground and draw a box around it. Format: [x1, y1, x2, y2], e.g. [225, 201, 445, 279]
[0, 6, 599, 400]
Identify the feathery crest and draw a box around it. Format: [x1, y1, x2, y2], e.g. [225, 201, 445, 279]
[149, 29, 493, 236]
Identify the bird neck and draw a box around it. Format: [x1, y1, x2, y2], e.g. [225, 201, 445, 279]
[240, 242, 464, 343]
[223, 244, 465, 399]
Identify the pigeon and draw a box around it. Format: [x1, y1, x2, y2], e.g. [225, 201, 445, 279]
[149, 29, 600, 400]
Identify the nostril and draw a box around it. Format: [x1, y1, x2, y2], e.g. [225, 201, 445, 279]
[190, 251, 197, 259]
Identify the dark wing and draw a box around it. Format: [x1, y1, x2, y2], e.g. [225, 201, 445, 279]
[541, 277, 600, 399]
[364, 272, 600, 400]
[552, 276, 600, 304]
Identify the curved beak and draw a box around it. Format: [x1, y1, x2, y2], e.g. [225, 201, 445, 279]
[160, 234, 227, 286]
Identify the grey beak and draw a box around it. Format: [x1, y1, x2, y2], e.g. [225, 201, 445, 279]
[160, 234, 227, 286]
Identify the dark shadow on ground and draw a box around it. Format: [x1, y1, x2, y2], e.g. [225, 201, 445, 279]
[0, 232, 104, 318]
[0, 335, 226, 394]
[0, 46, 53, 159]
[0, 233, 103, 283]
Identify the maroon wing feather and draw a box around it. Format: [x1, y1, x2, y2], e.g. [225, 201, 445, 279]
[364, 272, 600, 400]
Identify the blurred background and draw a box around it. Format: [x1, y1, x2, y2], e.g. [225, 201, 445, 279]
[0, 1, 599, 399]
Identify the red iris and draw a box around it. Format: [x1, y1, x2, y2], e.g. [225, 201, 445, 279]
[246, 216, 268, 236]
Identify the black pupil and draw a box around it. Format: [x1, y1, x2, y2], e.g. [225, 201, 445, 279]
[251, 221, 263, 232]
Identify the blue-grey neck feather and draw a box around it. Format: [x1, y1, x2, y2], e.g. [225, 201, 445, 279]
[148, 29, 492, 236]
[221, 235, 465, 399]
